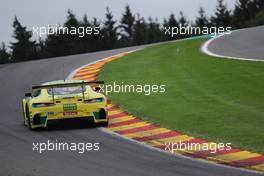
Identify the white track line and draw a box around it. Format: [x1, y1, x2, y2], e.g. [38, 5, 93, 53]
[201, 33, 264, 62]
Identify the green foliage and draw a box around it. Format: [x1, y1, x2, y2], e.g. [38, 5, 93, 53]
[102, 7, 118, 49]
[178, 11, 189, 38]
[179, 11, 188, 27]
[195, 7, 209, 28]
[248, 10, 264, 26]
[147, 17, 163, 43]
[133, 14, 148, 45]
[45, 10, 81, 57]
[233, 0, 264, 28]
[0, 43, 10, 64]
[10, 16, 37, 62]
[120, 5, 135, 44]
[210, 0, 232, 27]
[163, 14, 179, 40]
[233, 0, 254, 28]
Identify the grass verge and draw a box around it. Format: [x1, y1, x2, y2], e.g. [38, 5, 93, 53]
[99, 38, 264, 153]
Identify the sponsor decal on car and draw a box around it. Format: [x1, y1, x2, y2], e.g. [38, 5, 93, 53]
[46, 112, 55, 116]
[63, 111, 78, 116]
[63, 104, 77, 111]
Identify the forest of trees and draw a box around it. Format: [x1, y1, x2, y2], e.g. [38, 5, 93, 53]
[0, 0, 264, 64]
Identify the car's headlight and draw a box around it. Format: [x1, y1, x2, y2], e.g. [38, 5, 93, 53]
[32, 103, 55, 108]
[84, 98, 104, 103]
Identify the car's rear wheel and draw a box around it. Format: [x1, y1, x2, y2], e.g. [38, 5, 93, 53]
[100, 120, 109, 127]
[22, 102, 27, 126]
[25, 105, 33, 130]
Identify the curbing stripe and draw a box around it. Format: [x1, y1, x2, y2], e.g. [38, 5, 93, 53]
[145, 135, 194, 147]
[108, 112, 130, 119]
[78, 67, 102, 71]
[116, 124, 158, 135]
[125, 128, 171, 138]
[133, 131, 182, 142]
[108, 118, 142, 128]
[108, 122, 150, 131]
[74, 74, 97, 79]
[208, 151, 261, 163]
[250, 163, 264, 171]
[229, 156, 264, 167]
[74, 69, 101, 76]
[71, 50, 264, 173]
[193, 147, 241, 158]
[74, 73, 98, 78]
[107, 106, 120, 112]
[108, 112, 126, 117]
[108, 110, 124, 116]
[110, 116, 136, 124]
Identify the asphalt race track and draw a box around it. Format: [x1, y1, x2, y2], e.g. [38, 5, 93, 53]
[0, 42, 262, 175]
[207, 25, 264, 60]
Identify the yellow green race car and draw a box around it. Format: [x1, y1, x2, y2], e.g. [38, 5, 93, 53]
[22, 80, 108, 129]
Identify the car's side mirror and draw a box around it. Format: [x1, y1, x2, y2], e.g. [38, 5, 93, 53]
[94, 87, 101, 92]
[25, 93, 32, 97]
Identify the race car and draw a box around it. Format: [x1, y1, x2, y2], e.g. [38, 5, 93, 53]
[22, 80, 108, 129]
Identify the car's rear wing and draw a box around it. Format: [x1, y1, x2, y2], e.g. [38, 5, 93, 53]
[32, 80, 104, 90]
[31, 80, 104, 102]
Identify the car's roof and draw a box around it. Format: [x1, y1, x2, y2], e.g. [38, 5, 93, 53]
[42, 80, 84, 86]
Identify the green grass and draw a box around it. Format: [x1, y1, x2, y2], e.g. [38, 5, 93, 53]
[99, 38, 264, 153]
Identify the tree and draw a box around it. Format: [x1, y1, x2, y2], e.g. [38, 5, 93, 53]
[63, 10, 81, 54]
[79, 14, 92, 53]
[167, 13, 179, 27]
[178, 11, 189, 38]
[233, 0, 253, 28]
[211, 0, 231, 28]
[10, 16, 37, 61]
[233, 0, 264, 28]
[45, 31, 66, 57]
[253, 0, 264, 10]
[195, 7, 209, 28]
[35, 39, 46, 59]
[90, 17, 104, 51]
[102, 7, 118, 49]
[247, 9, 264, 26]
[8, 4, 264, 63]
[163, 13, 179, 40]
[45, 10, 81, 57]
[133, 14, 148, 45]
[0, 43, 10, 64]
[179, 11, 188, 27]
[147, 17, 163, 43]
[64, 10, 79, 28]
[120, 5, 135, 43]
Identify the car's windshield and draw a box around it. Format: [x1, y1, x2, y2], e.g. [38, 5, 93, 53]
[47, 86, 85, 95]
